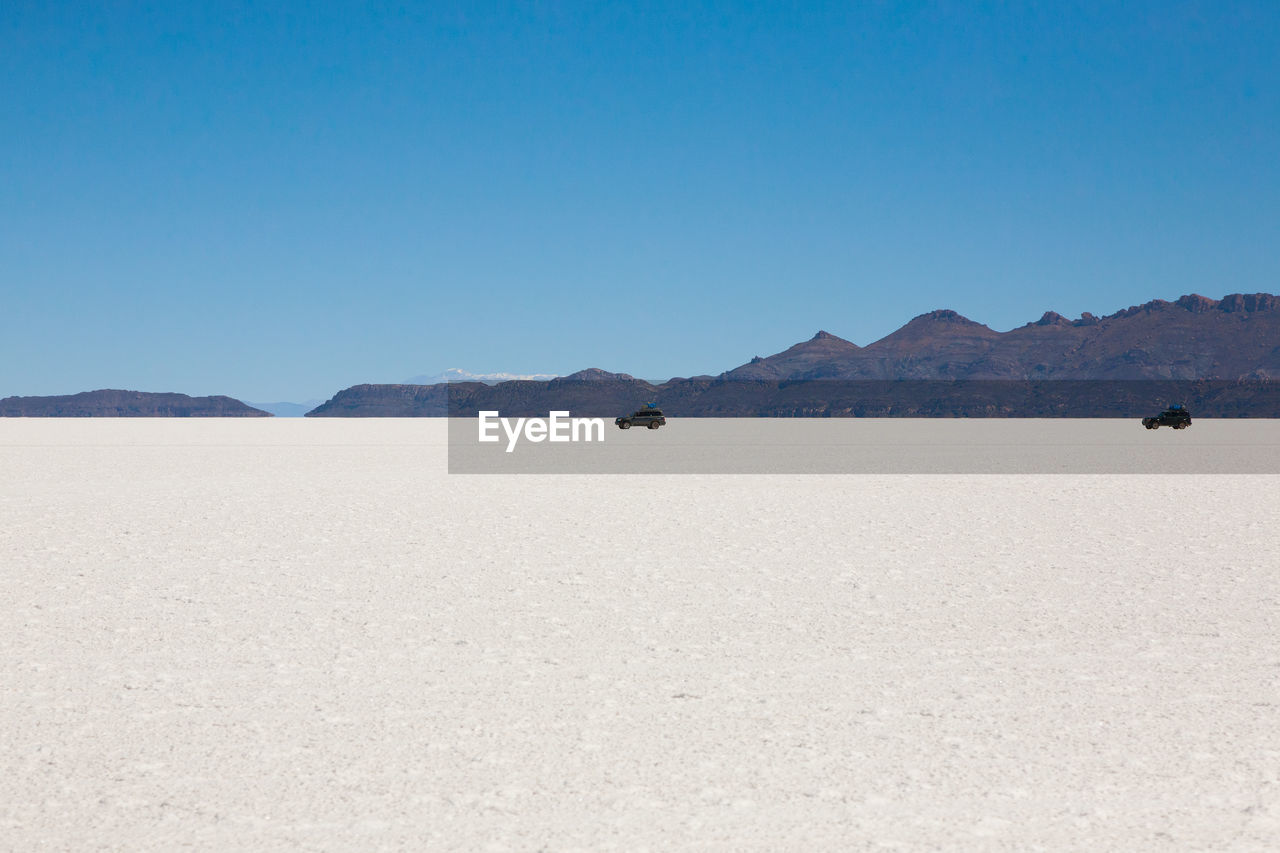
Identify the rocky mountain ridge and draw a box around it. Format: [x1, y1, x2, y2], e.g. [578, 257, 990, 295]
[724, 293, 1280, 382]
[307, 292, 1280, 417]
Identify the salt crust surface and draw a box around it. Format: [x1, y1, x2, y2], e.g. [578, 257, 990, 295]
[2, 419, 1279, 851]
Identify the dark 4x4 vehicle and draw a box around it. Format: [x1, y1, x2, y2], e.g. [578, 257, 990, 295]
[1142, 405, 1192, 430]
[616, 407, 666, 430]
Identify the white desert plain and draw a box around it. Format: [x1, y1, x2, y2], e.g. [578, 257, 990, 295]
[3, 418, 1279, 851]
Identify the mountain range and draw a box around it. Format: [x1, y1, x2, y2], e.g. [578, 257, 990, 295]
[724, 293, 1280, 382]
[308, 292, 1280, 417]
[6, 293, 1279, 417]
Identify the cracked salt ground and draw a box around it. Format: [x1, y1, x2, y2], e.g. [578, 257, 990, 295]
[1, 419, 1279, 850]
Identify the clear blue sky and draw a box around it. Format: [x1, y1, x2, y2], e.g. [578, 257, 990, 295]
[4, 1, 1278, 401]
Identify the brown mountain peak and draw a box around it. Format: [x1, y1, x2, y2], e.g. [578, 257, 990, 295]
[890, 309, 995, 338]
[915, 309, 977, 324]
[559, 368, 636, 381]
[1033, 311, 1070, 327]
[802, 330, 858, 348]
[1176, 293, 1218, 313]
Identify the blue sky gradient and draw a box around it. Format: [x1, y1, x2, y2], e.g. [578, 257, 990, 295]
[3, 1, 1278, 400]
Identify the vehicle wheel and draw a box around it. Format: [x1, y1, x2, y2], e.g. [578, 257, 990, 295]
[619, 420, 630, 429]
[648, 421, 660, 429]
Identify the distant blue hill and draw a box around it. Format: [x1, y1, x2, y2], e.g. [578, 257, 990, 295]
[248, 400, 323, 418]
[1, 390, 270, 417]
[402, 368, 559, 385]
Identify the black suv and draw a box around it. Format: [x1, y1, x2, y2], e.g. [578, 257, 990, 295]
[616, 407, 666, 430]
[1142, 405, 1192, 430]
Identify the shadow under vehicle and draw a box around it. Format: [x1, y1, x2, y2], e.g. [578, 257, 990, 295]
[616, 406, 666, 430]
[1142, 405, 1192, 430]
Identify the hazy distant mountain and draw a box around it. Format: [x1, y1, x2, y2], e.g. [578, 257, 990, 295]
[248, 400, 324, 418]
[402, 368, 560, 385]
[0, 390, 270, 417]
[309, 292, 1280, 417]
